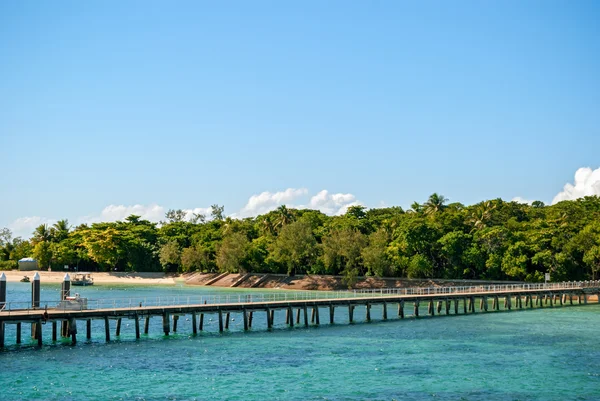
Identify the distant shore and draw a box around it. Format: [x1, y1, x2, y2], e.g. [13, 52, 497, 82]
[2, 270, 524, 290]
[2, 270, 178, 285]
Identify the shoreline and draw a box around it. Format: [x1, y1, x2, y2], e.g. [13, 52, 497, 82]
[1, 271, 179, 285]
[0, 270, 524, 291]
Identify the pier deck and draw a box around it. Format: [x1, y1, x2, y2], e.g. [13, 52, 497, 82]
[1, 281, 599, 348]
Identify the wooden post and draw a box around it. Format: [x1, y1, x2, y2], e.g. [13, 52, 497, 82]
[173, 315, 179, 332]
[559, 293, 564, 306]
[479, 297, 484, 311]
[104, 316, 110, 342]
[428, 300, 434, 316]
[483, 296, 488, 312]
[303, 305, 309, 327]
[163, 313, 170, 336]
[329, 305, 335, 324]
[539, 294, 544, 308]
[60, 273, 70, 338]
[314, 307, 320, 325]
[270, 309, 275, 325]
[0, 273, 5, 311]
[549, 294, 554, 307]
[16, 322, 21, 344]
[414, 300, 420, 317]
[225, 313, 230, 330]
[192, 313, 197, 335]
[366, 303, 371, 321]
[436, 300, 442, 314]
[243, 309, 248, 331]
[507, 295, 512, 310]
[463, 298, 467, 314]
[445, 299, 450, 315]
[52, 321, 57, 342]
[382, 302, 388, 320]
[69, 318, 77, 344]
[348, 304, 354, 323]
[144, 316, 150, 334]
[36, 319, 42, 347]
[86, 319, 91, 340]
[569, 293, 573, 305]
[288, 307, 294, 327]
[218, 310, 224, 332]
[296, 308, 301, 324]
[285, 308, 290, 325]
[311, 307, 316, 323]
[116, 318, 122, 336]
[135, 315, 140, 339]
[399, 300, 405, 319]
[454, 299, 458, 314]
[200, 313, 205, 330]
[266, 308, 272, 329]
[470, 297, 476, 313]
[247, 312, 252, 329]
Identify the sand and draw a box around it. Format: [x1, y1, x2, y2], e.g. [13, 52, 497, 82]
[1, 270, 179, 285]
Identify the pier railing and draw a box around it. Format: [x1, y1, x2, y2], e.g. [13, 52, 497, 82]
[0, 280, 598, 314]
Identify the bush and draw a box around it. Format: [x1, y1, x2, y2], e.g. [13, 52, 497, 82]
[0, 260, 17, 270]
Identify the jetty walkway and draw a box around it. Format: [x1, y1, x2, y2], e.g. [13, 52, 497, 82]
[1, 278, 599, 348]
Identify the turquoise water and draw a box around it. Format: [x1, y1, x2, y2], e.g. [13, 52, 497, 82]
[1, 283, 599, 400]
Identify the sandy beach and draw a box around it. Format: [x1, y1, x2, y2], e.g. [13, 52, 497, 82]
[1, 270, 179, 285]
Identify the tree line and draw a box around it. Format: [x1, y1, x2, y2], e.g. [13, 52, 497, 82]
[1, 194, 600, 286]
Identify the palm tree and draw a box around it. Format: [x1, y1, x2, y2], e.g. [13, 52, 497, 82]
[52, 219, 71, 241]
[467, 201, 495, 232]
[423, 193, 448, 215]
[275, 205, 294, 229]
[408, 201, 422, 214]
[32, 224, 52, 244]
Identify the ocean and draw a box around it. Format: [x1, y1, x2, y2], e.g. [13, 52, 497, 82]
[1, 282, 599, 400]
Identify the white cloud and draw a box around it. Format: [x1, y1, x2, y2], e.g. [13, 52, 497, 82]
[78, 203, 166, 225]
[552, 167, 600, 205]
[5, 188, 363, 239]
[232, 188, 363, 218]
[8, 216, 57, 239]
[308, 190, 361, 215]
[236, 188, 309, 218]
[511, 197, 534, 205]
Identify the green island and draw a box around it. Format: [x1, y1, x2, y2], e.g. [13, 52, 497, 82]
[2, 193, 600, 286]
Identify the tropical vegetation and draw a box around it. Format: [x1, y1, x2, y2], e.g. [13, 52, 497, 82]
[2, 195, 600, 286]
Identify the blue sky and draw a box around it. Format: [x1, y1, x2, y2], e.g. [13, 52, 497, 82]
[1, 1, 599, 238]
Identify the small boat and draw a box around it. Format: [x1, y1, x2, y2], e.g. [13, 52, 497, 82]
[72, 273, 94, 286]
[20, 276, 30, 283]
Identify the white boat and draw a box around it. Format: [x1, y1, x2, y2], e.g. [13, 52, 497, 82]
[72, 273, 94, 286]
[57, 293, 88, 310]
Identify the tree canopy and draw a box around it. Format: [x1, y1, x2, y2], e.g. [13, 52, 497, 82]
[2, 195, 600, 285]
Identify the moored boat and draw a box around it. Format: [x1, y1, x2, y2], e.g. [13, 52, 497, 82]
[72, 273, 94, 286]
[20, 276, 30, 283]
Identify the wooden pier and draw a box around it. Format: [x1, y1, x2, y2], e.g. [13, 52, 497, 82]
[1, 278, 599, 348]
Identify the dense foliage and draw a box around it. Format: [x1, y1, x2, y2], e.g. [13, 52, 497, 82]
[2, 195, 600, 286]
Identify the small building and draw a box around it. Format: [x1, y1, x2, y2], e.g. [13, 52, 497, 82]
[18, 258, 38, 271]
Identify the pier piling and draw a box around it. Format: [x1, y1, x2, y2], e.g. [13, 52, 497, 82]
[104, 317, 110, 342]
[135, 315, 140, 339]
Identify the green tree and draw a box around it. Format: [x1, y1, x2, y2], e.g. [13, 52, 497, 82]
[216, 232, 248, 273]
[423, 193, 448, 215]
[361, 228, 392, 277]
[211, 204, 225, 221]
[180, 245, 209, 272]
[272, 221, 317, 275]
[159, 240, 181, 272]
[33, 241, 53, 270]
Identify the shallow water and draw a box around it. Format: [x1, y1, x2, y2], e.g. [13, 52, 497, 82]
[1, 283, 599, 400]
